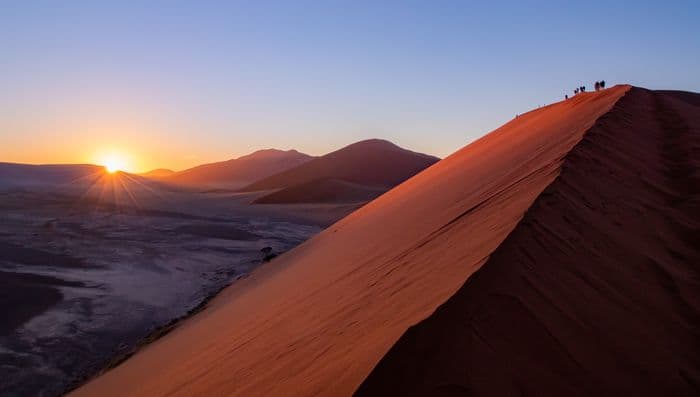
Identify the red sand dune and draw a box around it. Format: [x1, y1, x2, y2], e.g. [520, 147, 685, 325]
[160, 149, 313, 188]
[241, 139, 439, 194]
[356, 87, 700, 396]
[252, 178, 388, 204]
[72, 85, 637, 397]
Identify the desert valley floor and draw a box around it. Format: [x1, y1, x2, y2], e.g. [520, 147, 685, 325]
[0, 188, 336, 396]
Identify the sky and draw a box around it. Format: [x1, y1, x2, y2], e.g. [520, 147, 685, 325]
[1, 1, 699, 172]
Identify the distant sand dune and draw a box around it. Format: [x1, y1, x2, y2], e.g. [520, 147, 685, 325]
[243, 140, 438, 189]
[140, 168, 175, 178]
[252, 178, 388, 204]
[156, 149, 313, 189]
[244, 139, 439, 204]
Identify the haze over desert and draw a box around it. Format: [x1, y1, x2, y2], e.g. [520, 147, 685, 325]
[2, 2, 699, 397]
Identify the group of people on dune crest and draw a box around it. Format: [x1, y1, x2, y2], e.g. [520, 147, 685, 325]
[566, 80, 606, 99]
[519, 80, 610, 116]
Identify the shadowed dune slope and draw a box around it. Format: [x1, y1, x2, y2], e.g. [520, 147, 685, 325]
[241, 139, 439, 193]
[356, 88, 700, 396]
[71, 86, 629, 397]
[252, 178, 388, 204]
[159, 149, 313, 188]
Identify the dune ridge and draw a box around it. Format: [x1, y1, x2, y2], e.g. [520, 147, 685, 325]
[158, 149, 313, 188]
[356, 87, 700, 395]
[140, 168, 175, 178]
[252, 178, 388, 204]
[242, 139, 439, 192]
[71, 86, 629, 397]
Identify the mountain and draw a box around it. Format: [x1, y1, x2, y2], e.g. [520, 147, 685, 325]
[140, 168, 175, 178]
[72, 86, 700, 396]
[0, 163, 177, 211]
[244, 139, 439, 203]
[156, 149, 313, 189]
[0, 163, 104, 189]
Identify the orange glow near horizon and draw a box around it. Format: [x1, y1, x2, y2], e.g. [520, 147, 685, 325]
[95, 151, 131, 174]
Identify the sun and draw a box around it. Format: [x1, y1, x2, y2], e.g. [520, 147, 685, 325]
[99, 153, 129, 174]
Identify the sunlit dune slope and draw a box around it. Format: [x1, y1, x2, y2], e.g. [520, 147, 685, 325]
[356, 87, 700, 396]
[71, 85, 629, 397]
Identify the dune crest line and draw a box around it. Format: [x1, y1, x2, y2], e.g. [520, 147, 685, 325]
[356, 87, 700, 396]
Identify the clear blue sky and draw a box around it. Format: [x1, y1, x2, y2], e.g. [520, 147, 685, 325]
[1, 1, 699, 171]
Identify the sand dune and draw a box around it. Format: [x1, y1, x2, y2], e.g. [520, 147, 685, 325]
[157, 149, 313, 189]
[140, 168, 175, 178]
[252, 178, 388, 204]
[241, 139, 439, 194]
[72, 86, 631, 396]
[356, 87, 700, 396]
[244, 139, 439, 204]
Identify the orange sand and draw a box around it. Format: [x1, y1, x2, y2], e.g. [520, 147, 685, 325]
[72, 86, 629, 397]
